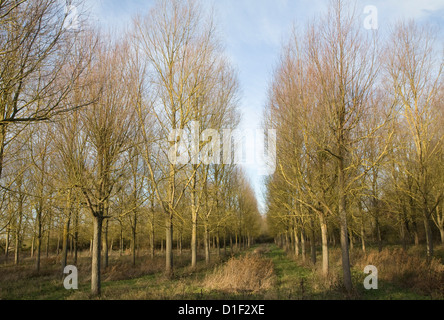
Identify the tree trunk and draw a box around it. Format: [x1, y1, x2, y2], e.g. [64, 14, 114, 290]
[293, 224, 300, 257]
[61, 213, 71, 274]
[400, 208, 408, 251]
[339, 156, 352, 292]
[436, 205, 444, 245]
[349, 227, 354, 251]
[14, 230, 20, 265]
[413, 221, 420, 246]
[31, 235, 35, 258]
[284, 231, 289, 252]
[300, 228, 306, 262]
[375, 216, 382, 252]
[423, 214, 434, 259]
[35, 198, 45, 271]
[179, 230, 183, 256]
[91, 216, 103, 296]
[14, 200, 23, 265]
[204, 223, 210, 265]
[132, 216, 137, 267]
[191, 200, 198, 269]
[61, 191, 72, 273]
[165, 213, 174, 278]
[56, 231, 60, 256]
[46, 222, 51, 258]
[150, 223, 155, 259]
[0, 126, 6, 181]
[5, 226, 10, 259]
[360, 201, 366, 254]
[223, 233, 227, 256]
[310, 217, 316, 265]
[104, 219, 109, 268]
[70, 234, 73, 257]
[216, 232, 220, 257]
[235, 233, 238, 250]
[119, 222, 124, 257]
[73, 209, 79, 265]
[319, 211, 329, 276]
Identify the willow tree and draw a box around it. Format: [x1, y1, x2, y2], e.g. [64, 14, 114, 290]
[266, 0, 391, 291]
[132, 0, 238, 276]
[0, 0, 89, 180]
[55, 37, 135, 296]
[385, 20, 443, 258]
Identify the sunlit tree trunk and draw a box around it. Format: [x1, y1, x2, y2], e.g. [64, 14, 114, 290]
[91, 216, 103, 296]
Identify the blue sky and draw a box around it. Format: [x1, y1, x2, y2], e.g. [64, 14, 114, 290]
[83, 0, 444, 213]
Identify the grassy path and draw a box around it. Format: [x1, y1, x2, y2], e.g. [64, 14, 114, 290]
[262, 245, 313, 300]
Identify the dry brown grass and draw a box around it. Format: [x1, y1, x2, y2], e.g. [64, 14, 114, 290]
[353, 247, 444, 297]
[203, 253, 276, 294]
[103, 257, 165, 281]
[252, 245, 271, 256]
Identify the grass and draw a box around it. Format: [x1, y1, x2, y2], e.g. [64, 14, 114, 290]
[203, 250, 276, 294]
[273, 244, 444, 300]
[0, 244, 443, 300]
[0, 248, 248, 300]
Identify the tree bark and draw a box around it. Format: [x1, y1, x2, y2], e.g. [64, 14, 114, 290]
[339, 155, 352, 292]
[310, 217, 316, 265]
[5, 226, 10, 259]
[31, 235, 35, 258]
[165, 212, 174, 278]
[104, 219, 109, 268]
[360, 201, 366, 254]
[14, 197, 23, 265]
[319, 211, 329, 276]
[61, 214, 71, 273]
[216, 232, 220, 257]
[73, 209, 79, 265]
[119, 221, 124, 257]
[191, 183, 198, 268]
[300, 228, 306, 262]
[46, 219, 51, 258]
[132, 215, 137, 266]
[293, 223, 300, 257]
[423, 214, 434, 259]
[91, 216, 103, 296]
[204, 223, 210, 265]
[61, 192, 72, 273]
[150, 224, 155, 259]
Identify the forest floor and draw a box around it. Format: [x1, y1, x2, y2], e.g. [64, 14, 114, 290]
[0, 244, 442, 300]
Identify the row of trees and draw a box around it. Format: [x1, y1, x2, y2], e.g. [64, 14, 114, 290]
[0, 0, 263, 296]
[265, 0, 443, 292]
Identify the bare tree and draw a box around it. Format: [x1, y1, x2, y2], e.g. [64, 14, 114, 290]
[266, 0, 392, 292]
[385, 20, 443, 258]
[54, 36, 135, 295]
[132, 0, 237, 276]
[0, 0, 91, 179]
